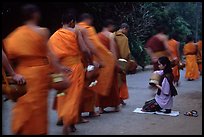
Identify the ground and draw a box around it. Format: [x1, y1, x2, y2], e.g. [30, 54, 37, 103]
[2, 66, 202, 135]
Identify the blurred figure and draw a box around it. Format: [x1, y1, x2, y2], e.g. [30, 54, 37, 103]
[167, 33, 180, 86]
[76, 13, 115, 118]
[114, 23, 130, 105]
[144, 25, 171, 71]
[49, 10, 92, 134]
[3, 4, 67, 135]
[196, 39, 202, 75]
[96, 19, 120, 113]
[183, 35, 199, 80]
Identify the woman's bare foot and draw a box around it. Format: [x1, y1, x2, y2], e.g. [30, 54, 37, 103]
[89, 111, 100, 117]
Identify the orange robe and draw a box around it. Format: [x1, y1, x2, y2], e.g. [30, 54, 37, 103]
[95, 33, 120, 108]
[197, 40, 202, 74]
[3, 25, 51, 135]
[114, 31, 129, 100]
[183, 42, 199, 79]
[167, 39, 180, 82]
[49, 28, 85, 126]
[77, 22, 115, 113]
[77, 22, 115, 96]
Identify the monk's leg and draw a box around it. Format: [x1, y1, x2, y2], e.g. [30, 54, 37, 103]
[99, 107, 105, 114]
[78, 113, 89, 123]
[89, 111, 100, 117]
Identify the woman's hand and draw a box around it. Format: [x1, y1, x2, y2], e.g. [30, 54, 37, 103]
[155, 84, 162, 90]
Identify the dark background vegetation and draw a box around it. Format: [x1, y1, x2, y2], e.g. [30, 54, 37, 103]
[2, 2, 202, 67]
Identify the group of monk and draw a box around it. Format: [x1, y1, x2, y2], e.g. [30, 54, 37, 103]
[145, 25, 202, 86]
[2, 4, 131, 135]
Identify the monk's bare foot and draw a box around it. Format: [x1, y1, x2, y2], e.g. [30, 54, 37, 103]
[89, 111, 100, 117]
[62, 125, 70, 135]
[99, 108, 105, 114]
[70, 124, 77, 132]
[78, 117, 89, 123]
[56, 118, 63, 126]
[120, 100, 126, 106]
[114, 106, 120, 112]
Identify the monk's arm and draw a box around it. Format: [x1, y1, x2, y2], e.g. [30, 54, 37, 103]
[47, 43, 71, 73]
[177, 42, 180, 60]
[163, 36, 172, 58]
[2, 49, 15, 76]
[41, 28, 71, 73]
[144, 47, 157, 62]
[76, 30, 92, 64]
[80, 29, 104, 65]
[109, 36, 118, 60]
[2, 49, 25, 84]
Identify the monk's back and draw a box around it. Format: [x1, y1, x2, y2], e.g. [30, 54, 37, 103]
[49, 28, 81, 59]
[184, 42, 197, 55]
[168, 39, 179, 57]
[4, 25, 48, 59]
[145, 35, 166, 52]
[97, 32, 110, 50]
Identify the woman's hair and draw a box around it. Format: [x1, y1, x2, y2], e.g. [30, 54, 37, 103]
[158, 56, 172, 74]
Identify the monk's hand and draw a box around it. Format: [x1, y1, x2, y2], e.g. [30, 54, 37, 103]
[56, 65, 72, 74]
[92, 61, 101, 68]
[116, 63, 123, 73]
[61, 66, 72, 74]
[151, 56, 158, 63]
[12, 73, 26, 85]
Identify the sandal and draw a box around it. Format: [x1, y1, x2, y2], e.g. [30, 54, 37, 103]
[184, 110, 198, 117]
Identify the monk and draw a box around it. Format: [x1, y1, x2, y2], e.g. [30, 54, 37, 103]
[3, 4, 68, 135]
[183, 35, 199, 80]
[144, 25, 171, 71]
[76, 13, 115, 119]
[114, 23, 130, 106]
[96, 19, 120, 113]
[48, 11, 92, 134]
[167, 33, 180, 86]
[196, 39, 202, 75]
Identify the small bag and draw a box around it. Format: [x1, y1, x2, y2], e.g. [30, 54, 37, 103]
[2, 68, 26, 102]
[50, 73, 70, 91]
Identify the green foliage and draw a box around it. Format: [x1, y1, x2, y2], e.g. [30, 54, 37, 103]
[83, 2, 202, 66]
